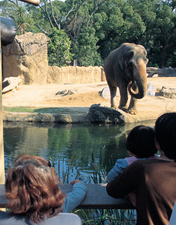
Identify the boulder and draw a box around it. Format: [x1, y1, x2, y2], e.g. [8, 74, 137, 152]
[2, 32, 50, 85]
[146, 82, 156, 96]
[159, 86, 176, 98]
[2, 80, 10, 90]
[101, 86, 120, 99]
[2, 77, 22, 93]
[55, 89, 76, 96]
[88, 104, 127, 124]
[147, 67, 176, 77]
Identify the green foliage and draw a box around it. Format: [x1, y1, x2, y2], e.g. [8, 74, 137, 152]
[76, 208, 137, 224]
[48, 28, 74, 66]
[3, 106, 70, 113]
[2, 0, 176, 67]
[73, 27, 102, 66]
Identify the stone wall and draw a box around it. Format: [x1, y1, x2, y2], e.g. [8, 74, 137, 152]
[2, 32, 106, 85]
[47, 65, 106, 84]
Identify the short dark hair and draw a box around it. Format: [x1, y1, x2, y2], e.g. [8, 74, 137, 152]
[5, 155, 65, 224]
[155, 112, 176, 160]
[126, 125, 157, 158]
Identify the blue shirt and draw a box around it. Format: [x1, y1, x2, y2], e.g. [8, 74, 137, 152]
[107, 156, 158, 182]
[63, 183, 87, 212]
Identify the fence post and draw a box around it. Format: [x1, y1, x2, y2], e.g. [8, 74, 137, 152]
[0, 17, 5, 185]
[0, 0, 40, 185]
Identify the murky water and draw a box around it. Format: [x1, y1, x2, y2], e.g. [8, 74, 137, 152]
[3, 120, 155, 184]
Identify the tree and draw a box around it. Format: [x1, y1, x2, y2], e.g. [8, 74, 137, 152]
[151, 2, 176, 67]
[48, 28, 74, 66]
[94, 0, 148, 60]
[73, 27, 101, 66]
[2, 0, 176, 68]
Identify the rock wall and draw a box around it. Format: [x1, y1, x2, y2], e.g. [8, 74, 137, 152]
[47, 65, 105, 84]
[2, 32, 106, 85]
[2, 32, 50, 85]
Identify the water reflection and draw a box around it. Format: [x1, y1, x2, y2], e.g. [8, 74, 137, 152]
[3, 121, 155, 184]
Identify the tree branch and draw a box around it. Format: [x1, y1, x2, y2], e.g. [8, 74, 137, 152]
[86, 0, 106, 27]
[43, 0, 54, 28]
[34, 23, 48, 35]
[49, 0, 60, 30]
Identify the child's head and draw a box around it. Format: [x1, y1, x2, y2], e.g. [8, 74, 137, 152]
[155, 112, 176, 160]
[126, 125, 157, 158]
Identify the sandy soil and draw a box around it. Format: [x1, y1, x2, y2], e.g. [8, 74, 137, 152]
[2, 77, 176, 117]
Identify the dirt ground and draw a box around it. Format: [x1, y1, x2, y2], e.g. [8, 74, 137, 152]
[2, 77, 176, 120]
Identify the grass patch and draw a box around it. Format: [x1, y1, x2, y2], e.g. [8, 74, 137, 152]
[3, 106, 70, 114]
[3, 106, 35, 113]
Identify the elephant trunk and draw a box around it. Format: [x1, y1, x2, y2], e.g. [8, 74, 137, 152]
[128, 59, 148, 99]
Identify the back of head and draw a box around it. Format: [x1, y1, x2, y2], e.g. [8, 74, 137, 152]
[13, 154, 51, 167]
[5, 155, 65, 223]
[155, 112, 176, 160]
[126, 125, 157, 158]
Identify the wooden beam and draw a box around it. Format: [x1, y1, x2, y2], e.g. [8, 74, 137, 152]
[0, 184, 134, 209]
[19, 0, 40, 6]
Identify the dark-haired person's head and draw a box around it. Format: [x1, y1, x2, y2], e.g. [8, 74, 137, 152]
[5, 155, 65, 224]
[126, 125, 157, 158]
[155, 112, 176, 160]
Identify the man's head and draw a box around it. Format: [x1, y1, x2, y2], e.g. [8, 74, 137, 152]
[155, 112, 176, 160]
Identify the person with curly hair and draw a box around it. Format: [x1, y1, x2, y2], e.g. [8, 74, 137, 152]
[0, 155, 87, 224]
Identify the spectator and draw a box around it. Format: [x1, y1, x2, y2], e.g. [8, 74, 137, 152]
[13, 154, 87, 213]
[107, 125, 158, 206]
[106, 112, 176, 225]
[0, 155, 86, 224]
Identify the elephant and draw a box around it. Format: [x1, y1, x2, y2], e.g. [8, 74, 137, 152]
[104, 43, 148, 115]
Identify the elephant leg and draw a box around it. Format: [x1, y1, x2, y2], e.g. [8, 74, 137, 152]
[128, 83, 138, 115]
[119, 83, 128, 111]
[107, 81, 117, 108]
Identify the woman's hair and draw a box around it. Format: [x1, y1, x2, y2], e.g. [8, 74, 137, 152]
[155, 112, 176, 160]
[126, 125, 157, 158]
[5, 155, 65, 224]
[13, 154, 52, 167]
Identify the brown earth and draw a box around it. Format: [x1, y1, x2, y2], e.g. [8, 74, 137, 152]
[2, 77, 176, 122]
[2, 82, 109, 108]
